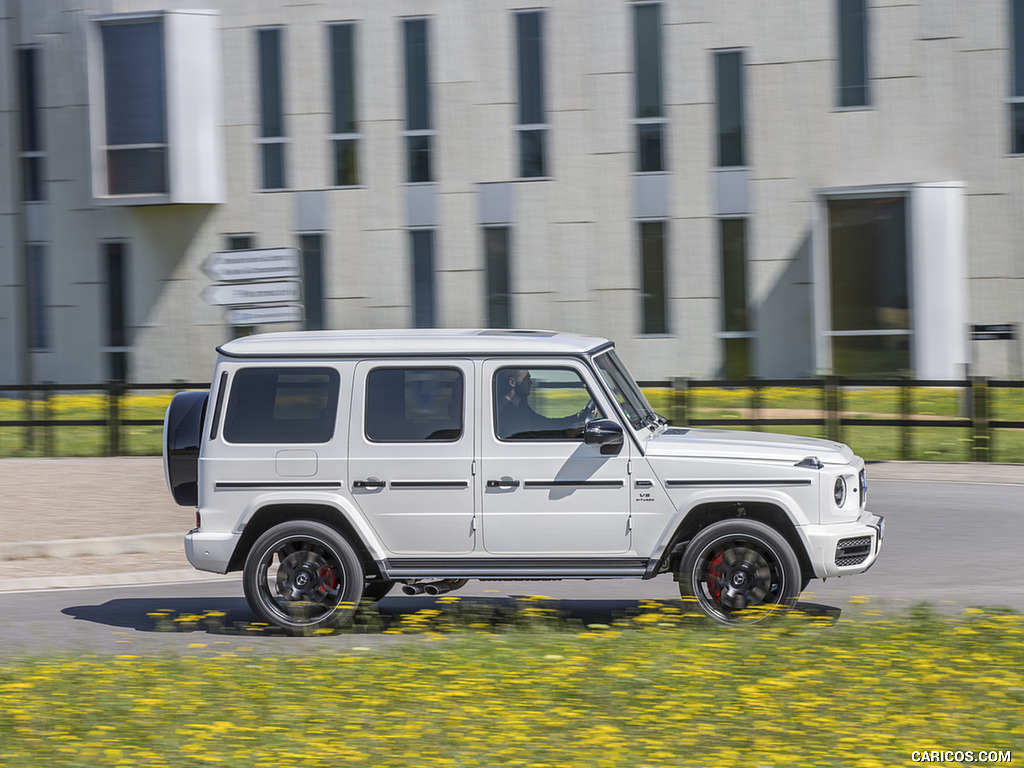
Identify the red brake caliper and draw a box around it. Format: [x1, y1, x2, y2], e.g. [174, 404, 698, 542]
[318, 566, 338, 594]
[706, 552, 724, 603]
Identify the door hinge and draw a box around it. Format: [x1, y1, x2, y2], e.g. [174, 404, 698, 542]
[471, 460, 477, 476]
[627, 459, 633, 475]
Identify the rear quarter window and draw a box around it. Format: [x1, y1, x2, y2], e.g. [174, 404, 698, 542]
[223, 367, 340, 444]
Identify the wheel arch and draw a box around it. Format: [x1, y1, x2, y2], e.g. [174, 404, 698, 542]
[661, 500, 814, 582]
[228, 503, 383, 579]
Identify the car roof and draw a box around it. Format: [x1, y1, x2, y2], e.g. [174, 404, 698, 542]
[217, 329, 614, 359]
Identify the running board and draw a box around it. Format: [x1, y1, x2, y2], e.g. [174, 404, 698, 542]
[381, 557, 650, 580]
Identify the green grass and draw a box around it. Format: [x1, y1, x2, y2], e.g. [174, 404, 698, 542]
[2, 601, 1022, 767]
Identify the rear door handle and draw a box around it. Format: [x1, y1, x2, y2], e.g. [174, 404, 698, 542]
[353, 479, 386, 490]
[486, 479, 520, 489]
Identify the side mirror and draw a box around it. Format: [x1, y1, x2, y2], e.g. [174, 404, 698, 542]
[584, 419, 624, 455]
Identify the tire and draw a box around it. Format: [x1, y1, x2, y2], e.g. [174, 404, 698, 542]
[243, 521, 364, 635]
[679, 519, 801, 625]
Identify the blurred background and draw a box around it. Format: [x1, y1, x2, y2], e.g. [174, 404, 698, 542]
[1, 0, 1022, 387]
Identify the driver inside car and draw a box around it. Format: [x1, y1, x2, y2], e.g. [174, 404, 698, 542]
[495, 368, 600, 440]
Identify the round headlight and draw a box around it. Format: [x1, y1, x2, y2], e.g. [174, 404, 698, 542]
[834, 476, 847, 507]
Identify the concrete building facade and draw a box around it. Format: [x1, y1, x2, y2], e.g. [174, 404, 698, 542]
[1, 0, 1021, 385]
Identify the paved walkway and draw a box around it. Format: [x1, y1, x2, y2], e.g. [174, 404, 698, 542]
[1, 457, 1022, 592]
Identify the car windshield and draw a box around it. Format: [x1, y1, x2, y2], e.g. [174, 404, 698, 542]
[593, 349, 657, 430]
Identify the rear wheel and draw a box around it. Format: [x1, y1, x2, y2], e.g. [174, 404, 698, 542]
[679, 519, 801, 625]
[243, 521, 364, 635]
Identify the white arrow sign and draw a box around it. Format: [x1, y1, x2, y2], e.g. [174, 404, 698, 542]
[202, 280, 301, 307]
[202, 247, 300, 282]
[225, 305, 304, 325]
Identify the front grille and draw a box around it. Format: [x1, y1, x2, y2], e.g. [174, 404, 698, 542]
[835, 536, 872, 567]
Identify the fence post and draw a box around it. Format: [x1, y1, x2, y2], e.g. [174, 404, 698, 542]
[671, 377, 689, 427]
[971, 376, 990, 462]
[43, 383, 55, 457]
[23, 393, 35, 453]
[107, 381, 123, 457]
[750, 379, 762, 432]
[900, 377, 912, 461]
[825, 376, 842, 443]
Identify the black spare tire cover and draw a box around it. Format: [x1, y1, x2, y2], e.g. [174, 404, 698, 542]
[164, 390, 209, 507]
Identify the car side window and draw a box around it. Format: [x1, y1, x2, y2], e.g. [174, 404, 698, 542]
[494, 367, 604, 440]
[222, 367, 339, 444]
[365, 367, 463, 442]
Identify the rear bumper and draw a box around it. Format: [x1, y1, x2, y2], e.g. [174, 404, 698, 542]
[802, 511, 885, 580]
[184, 529, 239, 574]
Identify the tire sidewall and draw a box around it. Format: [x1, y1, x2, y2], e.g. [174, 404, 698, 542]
[243, 520, 364, 634]
[679, 518, 801, 624]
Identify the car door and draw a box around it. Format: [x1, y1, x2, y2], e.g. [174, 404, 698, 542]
[480, 359, 632, 555]
[348, 360, 476, 555]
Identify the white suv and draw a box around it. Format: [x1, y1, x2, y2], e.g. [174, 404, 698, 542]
[164, 329, 883, 634]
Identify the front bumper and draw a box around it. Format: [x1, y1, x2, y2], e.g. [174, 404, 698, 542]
[184, 529, 240, 574]
[802, 511, 885, 579]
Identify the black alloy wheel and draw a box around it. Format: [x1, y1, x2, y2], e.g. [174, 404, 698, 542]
[679, 519, 801, 625]
[243, 521, 364, 635]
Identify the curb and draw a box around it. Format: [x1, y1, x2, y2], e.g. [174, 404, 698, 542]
[0, 570, 236, 593]
[0, 533, 181, 562]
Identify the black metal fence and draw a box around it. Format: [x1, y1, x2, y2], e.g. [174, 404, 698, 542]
[2, 377, 1023, 460]
[639, 377, 1024, 462]
[0, 382, 207, 457]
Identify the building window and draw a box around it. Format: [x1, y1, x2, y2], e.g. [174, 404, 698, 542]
[485, 227, 512, 329]
[329, 22, 360, 186]
[258, 27, 287, 190]
[27, 244, 48, 350]
[837, 0, 870, 108]
[99, 19, 168, 195]
[226, 234, 254, 251]
[633, 3, 665, 172]
[640, 221, 668, 335]
[403, 18, 434, 183]
[17, 48, 45, 202]
[715, 50, 746, 168]
[827, 196, 910, 375]
[515, 10, 548, 178]
[1011, 0, 1024, 153]
[103, 242, 129, 381]
[411, 229, 437, 327]
[300, 233, 325, 331]
[719, 219, 752, 379]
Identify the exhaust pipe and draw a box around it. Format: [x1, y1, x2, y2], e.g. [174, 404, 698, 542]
[402, 579, 468, 596]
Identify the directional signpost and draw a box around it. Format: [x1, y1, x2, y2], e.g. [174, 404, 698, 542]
[225, 305, 304, 326]
[202, 247, 300, 282]
[201, 247, 303, 327]
[202, 280, 301, 307]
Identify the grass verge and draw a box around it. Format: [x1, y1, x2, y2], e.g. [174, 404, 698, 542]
[2, 601, 1022, 767]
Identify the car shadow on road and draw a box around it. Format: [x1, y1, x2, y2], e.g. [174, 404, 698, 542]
[61, 594, 843, 636]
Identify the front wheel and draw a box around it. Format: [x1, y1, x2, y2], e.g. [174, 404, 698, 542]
[679, 519, 801, 625]
[243, 521, 364, 635]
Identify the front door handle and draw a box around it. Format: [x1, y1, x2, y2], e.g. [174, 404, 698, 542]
[486, 479, 520, 489]
[353, 479, 386, 490]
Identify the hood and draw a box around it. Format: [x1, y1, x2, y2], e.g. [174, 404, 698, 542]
[645, 427, 855, 466]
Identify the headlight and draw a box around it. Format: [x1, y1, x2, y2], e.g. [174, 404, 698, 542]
[834, 476, 847, 507]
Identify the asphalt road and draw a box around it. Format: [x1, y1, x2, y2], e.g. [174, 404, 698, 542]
[1, 475, 1021, 656]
